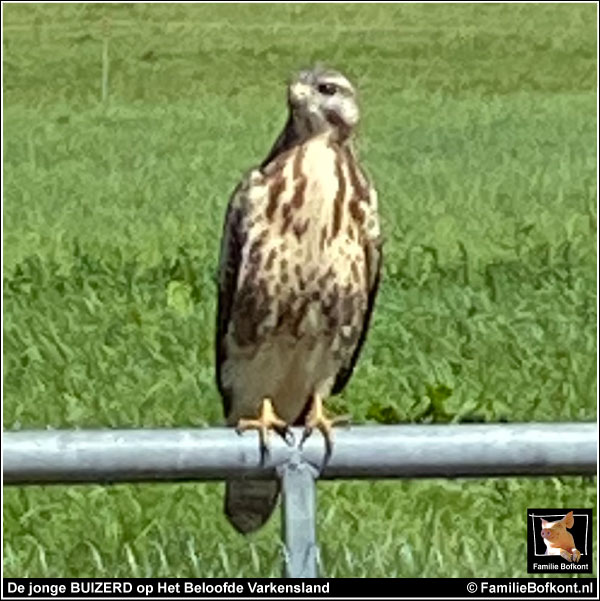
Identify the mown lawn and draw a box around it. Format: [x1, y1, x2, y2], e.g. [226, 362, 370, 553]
[3, 3, 596, 577]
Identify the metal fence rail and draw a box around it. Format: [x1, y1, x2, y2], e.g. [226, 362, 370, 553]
[3, 423, 597, 577]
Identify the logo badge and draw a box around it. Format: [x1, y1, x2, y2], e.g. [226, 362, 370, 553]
[527, 508, 593, 573]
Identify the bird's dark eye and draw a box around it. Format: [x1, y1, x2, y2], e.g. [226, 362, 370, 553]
[317, 83, 337, 96]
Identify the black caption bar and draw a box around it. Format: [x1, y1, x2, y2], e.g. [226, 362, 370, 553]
[3, 578, 598, 599]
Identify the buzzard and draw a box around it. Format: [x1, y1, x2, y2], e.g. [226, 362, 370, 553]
[216, 67, 382, 534]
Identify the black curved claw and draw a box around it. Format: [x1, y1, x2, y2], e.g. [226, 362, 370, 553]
[276, 425, 295, 447]
[259, 436, 270, 465]
[299, 425, 313, 450]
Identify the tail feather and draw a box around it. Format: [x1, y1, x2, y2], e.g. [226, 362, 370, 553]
[225, 479, 280, 534]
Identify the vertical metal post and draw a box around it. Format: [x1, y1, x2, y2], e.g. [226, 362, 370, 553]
[278, 455, 319, 578]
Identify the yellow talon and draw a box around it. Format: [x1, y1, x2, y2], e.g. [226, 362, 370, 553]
[236, 398, 292, 454]
[300, 394, 349, 457]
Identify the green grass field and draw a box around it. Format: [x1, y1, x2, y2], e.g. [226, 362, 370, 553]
[3, 3, 597, 578]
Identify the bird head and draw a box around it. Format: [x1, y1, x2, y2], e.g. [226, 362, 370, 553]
[287, 67, 359, 142]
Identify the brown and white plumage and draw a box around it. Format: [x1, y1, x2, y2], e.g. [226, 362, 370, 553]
[216, 67, 382, 534]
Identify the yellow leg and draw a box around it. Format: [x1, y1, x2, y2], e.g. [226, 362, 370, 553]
[236, 398, 291, 452]
[300, 394, 349, 456]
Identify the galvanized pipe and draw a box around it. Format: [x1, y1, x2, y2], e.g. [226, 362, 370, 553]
[3, 423, 596, 485]
[279, 453, 319, 578]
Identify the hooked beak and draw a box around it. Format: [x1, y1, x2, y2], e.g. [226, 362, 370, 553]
[288, 81, 312, 108]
